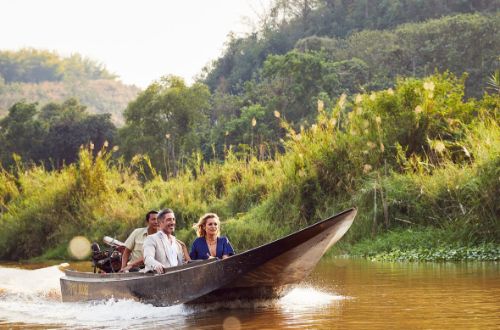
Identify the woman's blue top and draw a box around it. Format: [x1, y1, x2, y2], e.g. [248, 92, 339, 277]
[189, 236, 235, 260]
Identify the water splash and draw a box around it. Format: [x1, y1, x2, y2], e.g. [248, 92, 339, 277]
[0, 264, 190, 329]
[0, 264, 65, 297]
[0, 265, 345, 329]
[0, 296, 189, 329]
[280, 287, 346, 312]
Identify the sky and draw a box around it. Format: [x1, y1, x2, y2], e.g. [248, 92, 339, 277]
[0, 0, 272, 88]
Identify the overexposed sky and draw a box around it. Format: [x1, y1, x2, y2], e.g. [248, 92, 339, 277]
[0, 0, 272, 88]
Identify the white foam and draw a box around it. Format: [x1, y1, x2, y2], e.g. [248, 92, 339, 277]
[0, 265, 345, 329]
[279, 287, 345, 312]
[0, 265, 194, 328]
[0, 296, 188, 329]
[0, 264, 64, 296]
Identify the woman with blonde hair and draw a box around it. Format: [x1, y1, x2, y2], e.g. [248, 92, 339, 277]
[189, 213, 235, 260]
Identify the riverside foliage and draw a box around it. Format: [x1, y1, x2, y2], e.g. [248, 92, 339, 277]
[0, 74, 498, 261]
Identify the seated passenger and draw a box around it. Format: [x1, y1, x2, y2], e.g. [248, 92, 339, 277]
[190, 213, 235, 260]
[143, 208, 190, 274]
[120, 210, 158, 272]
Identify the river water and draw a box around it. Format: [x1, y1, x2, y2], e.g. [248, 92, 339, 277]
[0, 258, 498, 329]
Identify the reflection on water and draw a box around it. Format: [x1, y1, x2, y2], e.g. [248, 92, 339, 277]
[310, 258, 500, 329]
[0, 258, 498, 329]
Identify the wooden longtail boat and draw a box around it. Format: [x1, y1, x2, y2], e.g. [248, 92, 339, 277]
[60, 208, 357, 306]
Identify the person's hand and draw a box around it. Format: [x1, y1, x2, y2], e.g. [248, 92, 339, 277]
[119, 265, 131, 273]
[153, 264, 164, 274]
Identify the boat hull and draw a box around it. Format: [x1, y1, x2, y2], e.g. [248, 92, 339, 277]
[60, 208, 357, 306]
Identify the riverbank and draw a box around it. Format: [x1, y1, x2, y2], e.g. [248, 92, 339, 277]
[0, 74, 498, 262]
[343, 228, 500, 261]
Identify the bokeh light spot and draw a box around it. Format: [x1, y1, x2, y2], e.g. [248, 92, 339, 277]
[68, 236, 91, 260]
[222, 316, 241, 330]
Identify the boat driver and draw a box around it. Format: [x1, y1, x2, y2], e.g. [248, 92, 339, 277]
[120, 210, 158, 272]
[143, 208, 191, 273]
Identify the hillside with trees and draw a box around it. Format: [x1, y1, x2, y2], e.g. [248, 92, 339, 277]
[0, 49, 140, 125]
[0, 0, 498, 261]
[2, 2, 499, 174]
[190, 5, 500, 173]
[204, 0, 500, 94]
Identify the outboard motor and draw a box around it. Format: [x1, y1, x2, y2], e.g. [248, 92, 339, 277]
[91, 242, 101, 254]
[90, 237, 126, 273]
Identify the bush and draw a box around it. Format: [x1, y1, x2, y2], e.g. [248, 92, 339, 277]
[0, 74, 498, 261]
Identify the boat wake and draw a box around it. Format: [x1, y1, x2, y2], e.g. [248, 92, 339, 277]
[281, 287, 346, 310]
[0, 263, 65, 299]
[0, 265, 188, 328]
[0, 265, 346, 329]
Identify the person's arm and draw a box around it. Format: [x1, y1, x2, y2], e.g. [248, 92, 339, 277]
[128, 256, 144, 268]
[120, 229, 138, 271]
[221, 237, 235, 259]
[121, 255, 144, 272]
[143, 236, 164, 274]
[120, 248, 132, 271]
[189, 238, 200, 260]
[176, 239, 191, 263]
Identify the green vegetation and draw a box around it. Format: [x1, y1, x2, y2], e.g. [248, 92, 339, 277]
[0, 73, 498, 261]
[2, 2, 499, 174]
[119, 76, 211, 177]
[0, 99, 116, 168]
[0, 1, 499, 262]
[204, 1, 500, 96]
[349, 228, 499, 261]
[199, 10, 500, 172]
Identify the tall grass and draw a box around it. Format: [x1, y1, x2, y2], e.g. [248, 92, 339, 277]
[0, 146, 160, 259]
[0, 73, 498, 260]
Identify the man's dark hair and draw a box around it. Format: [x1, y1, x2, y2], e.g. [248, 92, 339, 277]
[145, 210, 158, 222]
[157, 208, 174, 221]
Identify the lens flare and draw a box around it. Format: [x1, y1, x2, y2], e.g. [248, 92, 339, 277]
[222, 316, 241, 330]
[68, 236, 91, 260]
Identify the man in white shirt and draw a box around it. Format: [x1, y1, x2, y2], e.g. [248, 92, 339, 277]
[143, 208, 190, 273]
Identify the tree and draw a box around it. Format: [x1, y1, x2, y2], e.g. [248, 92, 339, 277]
[269, 0, 321, 30]
[40, 98, 87, 123]
[0, 49, 117, 84]
[259, 50, 368, 123]
[203, 0, 500, 93]
[120, 76, 211, 177]
[222, 104, 278, 157]
[44, 112, 116, 167]
[0, 99, 116, 168]
[0, 102, 46, 166]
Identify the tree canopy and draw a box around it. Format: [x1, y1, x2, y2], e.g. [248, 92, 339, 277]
[203, 0, 500, 94]
[120, 76, 211, 177]
[0, 99, 116, 168]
